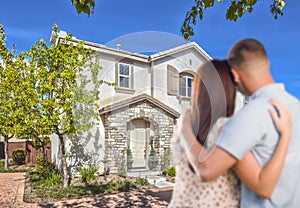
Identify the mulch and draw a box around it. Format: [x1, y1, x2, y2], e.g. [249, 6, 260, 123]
[23, 173, 173, 207]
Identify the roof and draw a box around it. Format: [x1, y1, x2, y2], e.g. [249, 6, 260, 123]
[150, 41, 212, 61]
[50, 31, 212, 63]
[99, 93, 180, 118]
[50, 31, 149, 63]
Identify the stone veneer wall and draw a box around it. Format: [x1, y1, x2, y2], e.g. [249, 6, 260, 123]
[102, 100, 176, 172]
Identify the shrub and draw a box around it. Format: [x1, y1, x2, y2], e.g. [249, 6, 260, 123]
[0, 160, 4, 170]
[127, 148, 133, 161]
[149, 146, 158, 161]
[134, 177, 149, 186]
[36, 156, 58, 178]
[13, 148, 26, 165]
[162, 170, 168, 176]
[78, 165, 97, 184]
[168, 166, 176, 177]
[44, 172, 63, 186]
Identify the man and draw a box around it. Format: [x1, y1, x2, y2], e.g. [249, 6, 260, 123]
[180, 39, 300, 207]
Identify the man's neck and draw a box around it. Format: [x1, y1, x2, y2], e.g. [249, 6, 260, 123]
[250, 77, 275, 95]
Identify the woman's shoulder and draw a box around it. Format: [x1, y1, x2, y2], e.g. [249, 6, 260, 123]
[215, 117, 229, 126]
[205, 117, 229, 148]
[213, 117, 229, 132]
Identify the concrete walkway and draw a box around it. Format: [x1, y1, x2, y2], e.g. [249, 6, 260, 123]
[0, 172, 173, 208]
[127, 170, 175, 189]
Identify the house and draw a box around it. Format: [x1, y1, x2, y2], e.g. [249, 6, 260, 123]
[50, 31, 245, 173]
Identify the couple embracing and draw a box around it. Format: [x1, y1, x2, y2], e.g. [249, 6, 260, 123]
[169, 38, 300, 208]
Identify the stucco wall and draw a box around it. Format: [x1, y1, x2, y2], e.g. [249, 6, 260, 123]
[97, 54, 151, 107]
[152, 48, 207, 114]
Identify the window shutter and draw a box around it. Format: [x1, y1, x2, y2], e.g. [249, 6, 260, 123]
[115, 63, 119, 87]
[130, 64, 134, 89]
[167, 64, 179, 96]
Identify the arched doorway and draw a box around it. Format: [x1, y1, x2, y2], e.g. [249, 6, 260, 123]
[127, 119, 150, 169]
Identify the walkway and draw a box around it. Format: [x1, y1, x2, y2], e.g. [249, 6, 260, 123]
[0, 172, 173, 208]
[126, 169, 175, 188]
[0, 172, 36, 208]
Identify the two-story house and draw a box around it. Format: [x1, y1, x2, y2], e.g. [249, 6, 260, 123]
[50, 31, 245, 173]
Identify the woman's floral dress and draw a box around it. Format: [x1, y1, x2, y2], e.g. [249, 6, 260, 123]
[168, 117, 241, 208]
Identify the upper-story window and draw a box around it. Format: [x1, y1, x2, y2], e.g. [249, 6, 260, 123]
[179, 75, 193, 97]
[115, 62, 135, 94]
[119, 63, 130, 88]
[167, 64, 194, 98]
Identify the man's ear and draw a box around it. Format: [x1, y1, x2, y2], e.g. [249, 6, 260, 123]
[231, 68, 240, 83]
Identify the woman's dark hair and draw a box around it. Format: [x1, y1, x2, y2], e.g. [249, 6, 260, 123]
[191, 59, 236, 145]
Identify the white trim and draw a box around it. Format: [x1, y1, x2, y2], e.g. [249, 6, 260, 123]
[150, 42, 212, 61]
[50, 31, 212, 63]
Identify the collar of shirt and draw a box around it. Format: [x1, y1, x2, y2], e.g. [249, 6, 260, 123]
[250, 83, 285, 101]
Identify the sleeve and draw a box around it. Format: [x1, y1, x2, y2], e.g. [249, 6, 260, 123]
[217, 101, 270, 160]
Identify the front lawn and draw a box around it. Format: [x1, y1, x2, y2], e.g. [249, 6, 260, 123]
[22, 157, 153, 203]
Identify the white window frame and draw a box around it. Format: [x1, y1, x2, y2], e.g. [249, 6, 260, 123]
[115, 62, 135, 94]
[179, 75, 193, 98]
[118, 63, 130, 89]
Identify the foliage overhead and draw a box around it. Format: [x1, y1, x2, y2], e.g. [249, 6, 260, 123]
[69, 0, 286, 41]
[181, 0, 286, 40]
[71, 0, 95, 16]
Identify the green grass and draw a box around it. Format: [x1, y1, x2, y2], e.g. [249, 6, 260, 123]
[0, 159, 29, 173]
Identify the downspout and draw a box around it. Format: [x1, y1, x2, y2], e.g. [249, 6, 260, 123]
[150, 59, 154, 97]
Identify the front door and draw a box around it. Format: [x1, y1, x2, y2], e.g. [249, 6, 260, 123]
[129, 119, 148, 168]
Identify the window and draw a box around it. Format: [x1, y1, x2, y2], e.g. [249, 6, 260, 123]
[115, 62, 135, 94]
[179, 76, 193, 97]
[244, 96, 250, 104]
[118, 63, 130, 88]
[167, 65, 194, 98]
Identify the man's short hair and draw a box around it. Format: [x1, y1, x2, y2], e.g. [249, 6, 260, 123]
[228, 38, 268, 70]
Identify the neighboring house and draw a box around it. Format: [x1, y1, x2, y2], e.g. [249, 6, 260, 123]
[50, 31, 245, 173]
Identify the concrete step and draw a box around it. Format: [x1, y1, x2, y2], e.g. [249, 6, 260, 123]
[126, 170, 174, 188]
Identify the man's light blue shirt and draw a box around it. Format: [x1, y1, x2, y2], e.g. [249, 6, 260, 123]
[218, 83, 300, 208]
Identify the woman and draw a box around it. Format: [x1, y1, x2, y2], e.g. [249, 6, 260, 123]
[168, 60, 292, 207]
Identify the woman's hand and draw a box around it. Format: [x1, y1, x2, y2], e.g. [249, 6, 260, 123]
[235, 99, 292, 198]
[268, 99, 292, 137]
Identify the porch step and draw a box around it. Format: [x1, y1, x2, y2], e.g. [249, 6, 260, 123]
[127, 170, 174, 188]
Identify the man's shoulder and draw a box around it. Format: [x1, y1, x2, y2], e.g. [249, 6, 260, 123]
[234, 98, 271, 119]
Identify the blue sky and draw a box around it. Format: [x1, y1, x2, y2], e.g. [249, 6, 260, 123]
[0, 0, 299, 99]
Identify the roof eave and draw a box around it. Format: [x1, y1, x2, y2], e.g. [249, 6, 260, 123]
[99, 94, 180, 118]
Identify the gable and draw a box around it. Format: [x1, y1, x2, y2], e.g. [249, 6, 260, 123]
[99, 93, 180, 118]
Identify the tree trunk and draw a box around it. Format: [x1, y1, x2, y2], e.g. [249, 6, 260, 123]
[58, 134, 69, 188]
[4, 136, 8, 170]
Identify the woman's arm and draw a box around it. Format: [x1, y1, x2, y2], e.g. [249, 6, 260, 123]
[234, 99, 292, 198]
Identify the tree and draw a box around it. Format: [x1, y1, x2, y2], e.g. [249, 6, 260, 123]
[69, 0, 286, 41]
[0, 24, 39, 169]
[181, 0, 286, 40]
[71, 0, 95, 16]
[26, 24, 105, 188]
